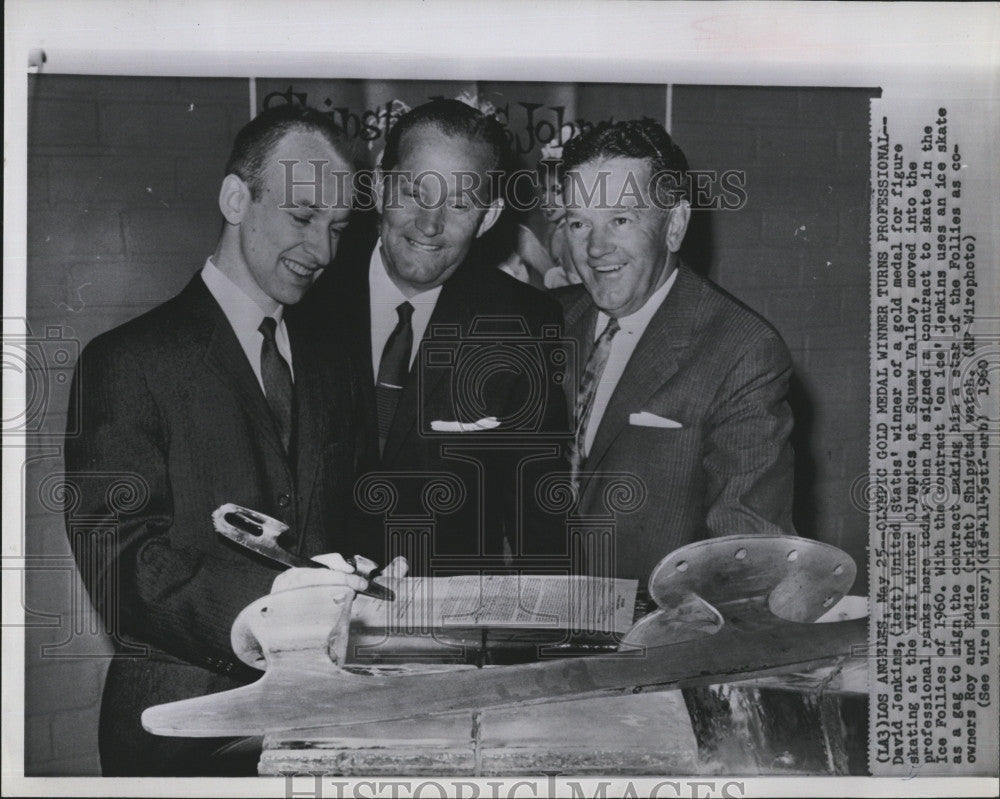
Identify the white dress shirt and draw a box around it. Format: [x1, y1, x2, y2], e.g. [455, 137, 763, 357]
[201, 257, 294, 393]
[369, 241, 443, 380]
[582, 267, 678, 456]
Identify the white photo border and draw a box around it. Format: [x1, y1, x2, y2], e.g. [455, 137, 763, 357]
[4, 2, 998, 797]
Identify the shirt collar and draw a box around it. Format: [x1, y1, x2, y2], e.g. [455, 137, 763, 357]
[595, 266, 678, 339]
[201, 256, 283, 333]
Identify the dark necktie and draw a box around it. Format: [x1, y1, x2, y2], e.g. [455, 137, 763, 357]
[258, 316, 294, 454]
[569, 317, 621, 488]
[376, 301, 414, 454]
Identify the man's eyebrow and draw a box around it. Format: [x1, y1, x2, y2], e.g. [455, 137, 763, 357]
[287, 201, 351, 215]
[612, 198, 643, 211]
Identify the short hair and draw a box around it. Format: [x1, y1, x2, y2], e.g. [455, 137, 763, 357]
[561, 118, 689, 208]
[225, 104, 353, 200]
[380, 99, 509, 200]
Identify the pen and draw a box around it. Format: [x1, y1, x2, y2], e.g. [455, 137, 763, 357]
[215, 504, 395, 601]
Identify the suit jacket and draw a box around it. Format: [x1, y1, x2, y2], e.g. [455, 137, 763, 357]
[556, 266, 796, 585]
[64, 275, 369, 774]
[301, 235, 571, 575]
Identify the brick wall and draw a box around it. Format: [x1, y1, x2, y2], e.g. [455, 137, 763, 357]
[22, 78, 873, 775]
[672, 86, 875, 582]
[23, 74, 251, 775]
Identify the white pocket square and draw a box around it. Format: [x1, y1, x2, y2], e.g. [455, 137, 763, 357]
[430, 416, 501, 432]
[629, 411, 682, 429]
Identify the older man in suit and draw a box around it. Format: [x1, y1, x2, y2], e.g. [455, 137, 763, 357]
[557, 119, 796, 586]
[64, 104, 371, 775]
[304, 99, 570, 577]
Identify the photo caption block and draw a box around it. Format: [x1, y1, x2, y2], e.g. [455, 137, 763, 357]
[869, 95, 999, 776]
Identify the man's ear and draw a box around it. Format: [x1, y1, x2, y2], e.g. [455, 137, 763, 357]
[475, 198, 505, 239]
[664, 200, 691, 253]
[219, 174, 251, 225]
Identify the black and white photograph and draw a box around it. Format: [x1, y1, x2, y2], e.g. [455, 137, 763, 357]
[3, 2, 998, 796]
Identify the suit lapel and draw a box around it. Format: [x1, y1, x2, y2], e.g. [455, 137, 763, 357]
[562, 287, 600, 409]
[583, 267, 703, 478]
[344, 260, 376, 387]
[193, 278, 287, 462]
[288, 319, 327, 527]
[317, 257, 381, 466]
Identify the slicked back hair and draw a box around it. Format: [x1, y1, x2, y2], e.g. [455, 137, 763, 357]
[561, 118, 690, 209]
[380, 99, 509, 201]
[224, 104, 353, 200]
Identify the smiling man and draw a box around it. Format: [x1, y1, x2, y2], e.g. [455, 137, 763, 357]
[304, 98, 569, 575]
[557, 119, 796, 584]
[64, 104, 371, 775]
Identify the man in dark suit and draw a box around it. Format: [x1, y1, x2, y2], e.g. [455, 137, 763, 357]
[304, 99, 570, 577]
[556, 119, 796, 585]
[64, 104, 371, 776]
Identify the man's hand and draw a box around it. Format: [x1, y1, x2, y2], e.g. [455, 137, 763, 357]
[269, 552, 370, 594]
[379, 555, 410, 580]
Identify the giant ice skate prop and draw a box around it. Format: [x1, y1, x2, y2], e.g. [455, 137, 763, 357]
[142, 534, 866, 737]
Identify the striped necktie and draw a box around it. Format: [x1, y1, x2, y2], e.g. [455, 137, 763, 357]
[569, 317, 620, 488]
[258, 316, 294, 454]
[375, 301, 414, 455]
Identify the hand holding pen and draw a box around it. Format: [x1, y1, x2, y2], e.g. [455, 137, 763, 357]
[213, 503, 397, 601]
